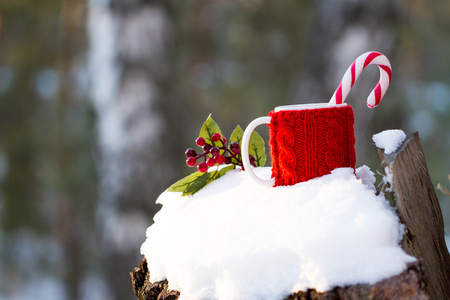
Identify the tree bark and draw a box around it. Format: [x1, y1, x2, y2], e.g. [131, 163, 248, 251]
[286, 262, 428, 300]
[130, 258, 180, 300]
[377, 132, 450, 300]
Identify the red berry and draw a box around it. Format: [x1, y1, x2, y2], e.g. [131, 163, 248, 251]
[249, 155, 256, 166]
[215, 155, 225, 164]
[211, 133, 221, 142]
[230, 142, 240, 154]
[224, 156, 231, 164]
[197, 162, 208, 173]
[210, 147, 220, 157]
[222, 136, 227, 144]
[196, 137, 206, 147]
[185, 148, 197, 158]
[206, 157, 216, 167]
[203, 144, 212, 152]
[186, 157, 197, 167]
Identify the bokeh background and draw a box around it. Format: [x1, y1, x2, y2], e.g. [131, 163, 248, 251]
[1, 0, 449, 299]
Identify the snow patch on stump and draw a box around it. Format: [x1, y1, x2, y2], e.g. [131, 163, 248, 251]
[372, 130, 407, 155]
[141, 167, 415, 300]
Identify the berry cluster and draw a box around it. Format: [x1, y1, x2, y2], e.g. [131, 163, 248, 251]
[185, 133, 256, 173]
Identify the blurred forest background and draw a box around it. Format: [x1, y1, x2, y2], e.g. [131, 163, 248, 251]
[0, 0, 449, 299]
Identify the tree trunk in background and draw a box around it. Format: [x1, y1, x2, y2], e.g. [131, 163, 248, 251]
[88, 0, 182, 298]
[293, 0, 403, 164]
[56, 1, 87, 300]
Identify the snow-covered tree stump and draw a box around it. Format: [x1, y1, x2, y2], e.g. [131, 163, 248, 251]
[378, 132, 450, 299]
[130, 131, 449, 299]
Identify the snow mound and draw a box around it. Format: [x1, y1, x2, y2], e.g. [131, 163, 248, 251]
[141, 167, 415, 300]
[372, 130, 407, 154]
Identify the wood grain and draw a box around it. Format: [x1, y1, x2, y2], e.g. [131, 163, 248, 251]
[378, 132, 450, 299]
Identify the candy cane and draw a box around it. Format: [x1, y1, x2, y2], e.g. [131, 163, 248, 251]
[329, 51, 392, 108]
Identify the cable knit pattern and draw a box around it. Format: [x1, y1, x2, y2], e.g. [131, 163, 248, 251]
[268, 105, 356, 186]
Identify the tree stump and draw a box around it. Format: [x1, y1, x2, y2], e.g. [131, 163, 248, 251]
[377, 132, 450, 299]
[130, 132, 449, 299]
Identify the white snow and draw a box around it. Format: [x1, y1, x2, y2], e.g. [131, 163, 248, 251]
[141, 166, 415, 300]
[372, 130, 407, 155]
[355, 165, 376, 191]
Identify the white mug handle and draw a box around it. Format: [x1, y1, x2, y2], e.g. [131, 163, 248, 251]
[241, 116, 275, 186]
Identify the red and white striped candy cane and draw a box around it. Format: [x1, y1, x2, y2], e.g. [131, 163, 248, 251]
[329, 51, 392, 108]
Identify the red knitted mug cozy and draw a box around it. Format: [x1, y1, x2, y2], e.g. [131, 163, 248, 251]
[268, 105, 356, 186]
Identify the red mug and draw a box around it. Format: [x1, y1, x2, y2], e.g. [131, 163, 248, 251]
[242, 103, 356, 186]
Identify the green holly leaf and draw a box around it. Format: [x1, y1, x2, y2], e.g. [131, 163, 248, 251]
[248, 130, 266, 167]
[167, 171, 206, 193]
[199, 114, 222, 148]
[182, 171, 214, 196]
[229, 125, 244, 144]
[168, 165, 236, 196]
[217, 164, 236, 178]
[229, 125, 244, 165]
